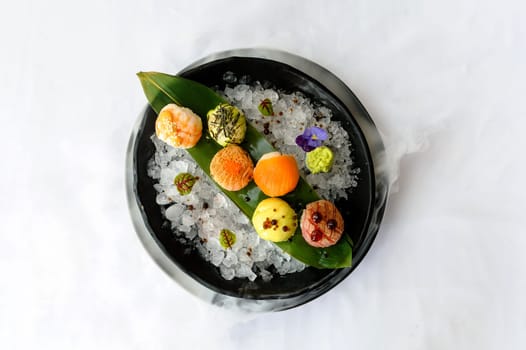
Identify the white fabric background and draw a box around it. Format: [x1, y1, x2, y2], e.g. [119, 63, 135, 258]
[1, 0, 525, 349]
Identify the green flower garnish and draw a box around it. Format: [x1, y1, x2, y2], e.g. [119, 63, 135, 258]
[174, 173, 198, 195]
[219, 229, 236, 249]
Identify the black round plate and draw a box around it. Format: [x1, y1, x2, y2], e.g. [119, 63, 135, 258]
[127, 49, 389, 311]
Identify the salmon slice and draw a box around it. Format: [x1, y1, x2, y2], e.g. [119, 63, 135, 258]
[253, 152, 300, 197]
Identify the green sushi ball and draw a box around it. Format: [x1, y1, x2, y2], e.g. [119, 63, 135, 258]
[207, 103, 247, 146]
[306, 146, 334, 174]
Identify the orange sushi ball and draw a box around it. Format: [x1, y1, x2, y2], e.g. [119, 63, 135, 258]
[253, 152, 300, 197]
[210, 145, 254, 191]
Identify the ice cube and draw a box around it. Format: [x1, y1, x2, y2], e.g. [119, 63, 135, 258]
[210, 249, 225, 267]
[222, 71, 237, 84]
[223, 250, 238, 267]
[219, 265, 235, 280]
[165, 203, 185, 221]
[213, 193, 227, 209]
[182, 214, 194, 227]
[156, 192, 173, 205]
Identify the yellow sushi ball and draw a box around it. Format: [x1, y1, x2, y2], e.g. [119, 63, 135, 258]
[252, 198, 297, 242]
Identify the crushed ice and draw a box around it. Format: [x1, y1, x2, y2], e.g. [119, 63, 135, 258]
[147, 79, 359, 281]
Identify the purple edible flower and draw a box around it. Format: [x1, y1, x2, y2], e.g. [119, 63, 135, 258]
[295, 126, 328, 152]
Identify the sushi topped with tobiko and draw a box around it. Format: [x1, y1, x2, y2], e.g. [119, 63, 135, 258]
[209, 145, 254, 191]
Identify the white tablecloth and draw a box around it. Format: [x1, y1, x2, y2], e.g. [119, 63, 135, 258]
[1, 0, 525, 349]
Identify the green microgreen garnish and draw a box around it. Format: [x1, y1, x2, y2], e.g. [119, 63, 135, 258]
[174, 173, 198, 195]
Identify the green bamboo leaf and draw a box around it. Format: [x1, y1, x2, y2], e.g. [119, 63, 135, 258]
[137, 71, 352, 268]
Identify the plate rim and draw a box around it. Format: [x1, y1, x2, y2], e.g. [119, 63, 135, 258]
[126, 48, 390, 312]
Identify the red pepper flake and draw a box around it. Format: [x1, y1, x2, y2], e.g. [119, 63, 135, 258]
[263, 122, 270, 135]
[311, 211, 322, 223]
[311, 229, 323, 242]
[263, 218, 272, 229]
